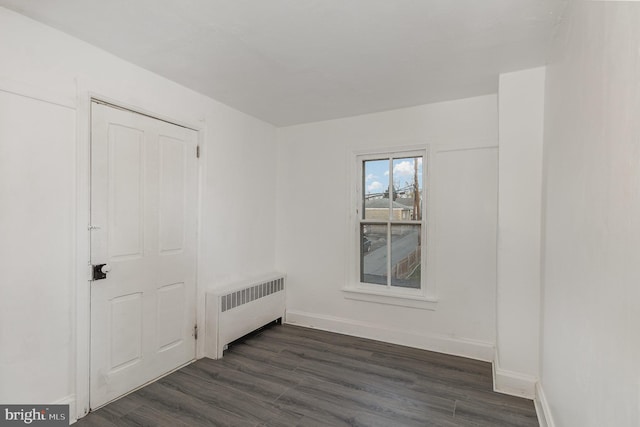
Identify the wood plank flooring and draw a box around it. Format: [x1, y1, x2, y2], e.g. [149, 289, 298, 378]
[75, 324, 539, 426]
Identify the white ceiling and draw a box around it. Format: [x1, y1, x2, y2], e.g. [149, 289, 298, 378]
[0, 0, 567, 126]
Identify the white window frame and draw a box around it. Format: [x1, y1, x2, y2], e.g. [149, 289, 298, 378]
[343, 145, 438, 310]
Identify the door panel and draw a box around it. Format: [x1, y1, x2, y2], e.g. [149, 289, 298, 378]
[90, 103, 197, 409]
[157, 282, 186, 351]
[158, 136, 186, 253]
[108, 292, 143, 372]
[108, 125, 144, 259]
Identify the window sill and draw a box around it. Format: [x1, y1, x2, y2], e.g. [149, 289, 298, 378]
[342, 286, 438, 311]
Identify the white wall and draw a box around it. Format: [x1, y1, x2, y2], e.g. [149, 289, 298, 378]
[276, 95, 499, 360]
[0, 91, 76, 406]
[0, 7, 277, 420]
[540, 2, 640, 426]
[495, 67, 545, 398]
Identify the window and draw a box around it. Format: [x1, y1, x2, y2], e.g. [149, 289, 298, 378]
[345, 147, 436, 309]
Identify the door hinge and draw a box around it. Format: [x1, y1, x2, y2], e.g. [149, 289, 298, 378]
[194, 324, 198, 340]
[196, 145, 200, 158]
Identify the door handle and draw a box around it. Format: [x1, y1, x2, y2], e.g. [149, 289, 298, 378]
[92, 264, 111, 281]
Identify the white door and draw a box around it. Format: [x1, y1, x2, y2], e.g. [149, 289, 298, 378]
[90, 102, 198, 409]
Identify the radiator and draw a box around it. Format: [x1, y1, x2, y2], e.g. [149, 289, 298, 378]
[205, 272, 286, 359]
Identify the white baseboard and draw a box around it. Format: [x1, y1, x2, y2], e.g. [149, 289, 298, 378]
[491, 354, 537, 399]
[284, 309, 494, 362]
[534, 382, 555, 427]
[53, 394, 76, 425]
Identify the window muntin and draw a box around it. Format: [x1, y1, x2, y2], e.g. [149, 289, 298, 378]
[359, 153, 424, 290]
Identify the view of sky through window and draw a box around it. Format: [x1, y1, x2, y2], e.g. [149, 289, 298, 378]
[361, 155, 424, 289]
[364, 157, 423, 196]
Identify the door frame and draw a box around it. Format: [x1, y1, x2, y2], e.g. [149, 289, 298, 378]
[74, 85, 207, 420]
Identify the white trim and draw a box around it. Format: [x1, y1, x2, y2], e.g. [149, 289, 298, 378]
[194, 118, 208, 360]
[74, 82, 206, 420]
[492, 366, 536, 399]
[87, 94, 201, 132]
[52, 394, 76, 425]
[342, 286, 437, 310]
[435, 140, 498, 153]
[285, 309, 494, 362]
[74, 79, 91, 420]
[0, 78, 76, 110]
[492, 352, 537, 399]
[347, 144, 436, 306]
[351, 143, 431, 157]
[534, 382, 555, 427]
[427, 144, 437, 300]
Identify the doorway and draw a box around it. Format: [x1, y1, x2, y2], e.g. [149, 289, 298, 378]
[89, 101, 198, 408]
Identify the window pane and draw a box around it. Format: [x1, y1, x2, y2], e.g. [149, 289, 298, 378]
[363, 159, 390, 220]
[392, 156, 423, 220]
[390, 224, 421, 289]
[360, 224, 387, 285]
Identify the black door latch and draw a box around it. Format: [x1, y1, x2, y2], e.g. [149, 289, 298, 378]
[92, 264, 110, 281]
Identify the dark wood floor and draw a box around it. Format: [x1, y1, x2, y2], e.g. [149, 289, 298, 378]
[76, 324, 539, 426]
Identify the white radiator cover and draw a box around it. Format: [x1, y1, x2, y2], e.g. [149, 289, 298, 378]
[205, 272, 286, 359]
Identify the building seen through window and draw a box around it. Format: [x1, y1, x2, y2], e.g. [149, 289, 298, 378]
[360, 155, 424, 289]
